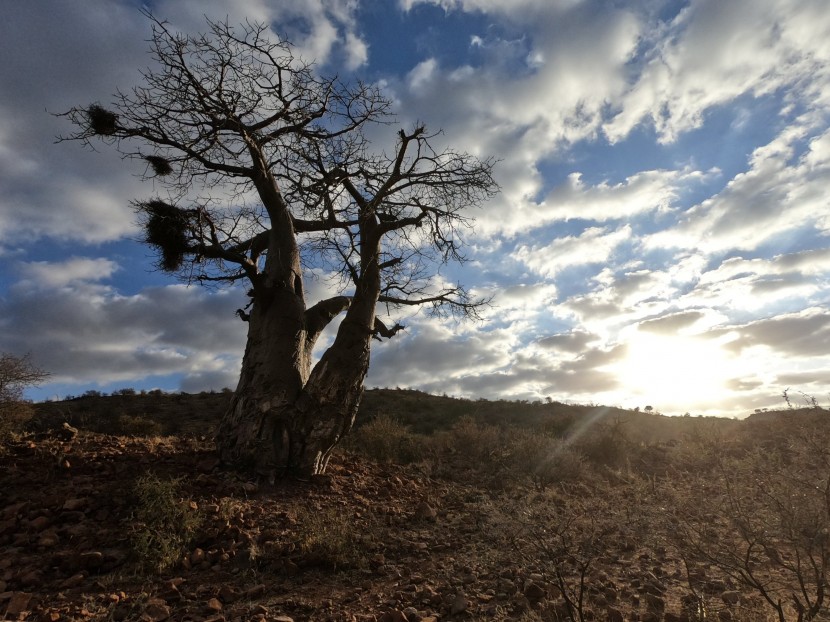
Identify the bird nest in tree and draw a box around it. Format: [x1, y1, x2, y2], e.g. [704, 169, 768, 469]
[86, 104, 118, 136]
[144, 155, 173, 176]
[143, 200, 194, 272]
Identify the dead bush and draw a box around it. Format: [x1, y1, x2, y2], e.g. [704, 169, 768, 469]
[509, 430, 586, 489]
[0, 353, 48, 442]
[293, 505, 374, 571]
[668, 419, 830, 622]
[349, 414, 423, 464]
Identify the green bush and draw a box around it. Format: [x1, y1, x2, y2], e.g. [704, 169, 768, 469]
[294, 505, 369, 571]
[130, 473, 202, 573]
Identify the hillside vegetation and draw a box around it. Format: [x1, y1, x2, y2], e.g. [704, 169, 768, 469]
[1, 390, 827, 621]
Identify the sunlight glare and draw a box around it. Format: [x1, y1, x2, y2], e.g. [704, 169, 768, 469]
[615, 332, 735, 411]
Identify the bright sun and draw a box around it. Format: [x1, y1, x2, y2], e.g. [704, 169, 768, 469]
[614, 332, 735, 411]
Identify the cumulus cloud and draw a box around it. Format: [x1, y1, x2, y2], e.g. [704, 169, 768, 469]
[514, 225, 632, 277]
[17, 257, 119, 289]
[2, 1, 829, 417]
[604, 0, 830, 143]
[647, 123, 830, 254]
[0, 267, 248, 389]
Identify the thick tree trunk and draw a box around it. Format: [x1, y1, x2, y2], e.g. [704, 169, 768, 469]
[216, 287, 374, 479]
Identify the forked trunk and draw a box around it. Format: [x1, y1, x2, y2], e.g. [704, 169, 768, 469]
[216, 289, 372, 478]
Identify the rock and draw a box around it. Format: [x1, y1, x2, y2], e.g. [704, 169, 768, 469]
[450, 593, 468, 615]
[5, 592, 32, 617]
[190, 548, 206, 565]
[58, 422, 79, 440]
[415, 501, 437, 522]
[206, 597, 223, 612]
[721, 590, 740, 606]
[245, 584, 266, 599]
[28, 515, 50, 531]
[523, 582, 546, 602]
[19, 569, 42, 587]
[273, 616, 294, 622]
[37, 531, 60, 547]
[606, 607, 624, 622]
[142, 599, 170, 622]
[664, 613, 685, 622]
[379, 611, 408, 622]
[218, 585, 239, 603]
[645, 593, 664, 612]
[60, 573, 87, 589]
[62, 498, 88, 512]
[80, 551, 104, 570]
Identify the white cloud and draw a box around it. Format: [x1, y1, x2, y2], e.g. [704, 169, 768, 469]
[18, 257, 119, 289]
[604, 0, 830, 143]
[0, 278, 247, 388]
[514, 225, 632, 277]
[647, 122, 830, 254]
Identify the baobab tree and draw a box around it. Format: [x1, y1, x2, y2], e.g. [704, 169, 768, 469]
[60, 13, 497, 477]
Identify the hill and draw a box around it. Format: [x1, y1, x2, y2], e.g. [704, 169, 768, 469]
[2, 391, 827, 621]
[32, 388, 739, 443]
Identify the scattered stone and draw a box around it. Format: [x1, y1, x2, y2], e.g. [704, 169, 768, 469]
[190, 548, 206, 565]
[450, 593, 468, 615]
[606, 607, 624, 622]
[645, 593, 664, 612]
[37, 531, 60, 547]
[245, 584, 266, 599]
[5, 592, 32, 617]
[218, 584, 240, 603]
[58, 422, 79, 440]
[142, 599, 170, 622]
[415, 501, 437, 522]
[206, 597, 223, 612]
[721, 590, 740, 606]
[60, 573, 87, 589]
[523, 582, 545, 602]
[379, 610, 408, 622]
[80, 551, 104, 570]
[62, 498, 87, 512]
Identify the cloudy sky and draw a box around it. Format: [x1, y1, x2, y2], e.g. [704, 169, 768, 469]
[2, 0, 829, 417]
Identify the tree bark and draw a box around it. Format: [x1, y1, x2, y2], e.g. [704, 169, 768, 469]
[216, 279, 376, 478]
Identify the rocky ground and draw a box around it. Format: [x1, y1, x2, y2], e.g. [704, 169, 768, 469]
[0, 425, 800, 622]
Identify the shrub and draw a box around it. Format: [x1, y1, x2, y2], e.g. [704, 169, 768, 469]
[445, 415, 504, 463]
[115, 413, 164, 437]
[573, 419, 629, 470]
[293, 505, 370, 571]
[130, 473, 202, 573]
[350, 414, 422, 464]
[669, 419, 830, 622]
[0, 353, 48, 441]
[510, 431, 586, 489]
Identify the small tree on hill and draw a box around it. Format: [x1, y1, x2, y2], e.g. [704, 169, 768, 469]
[60, 13, 497, 477]
[0, 353, 49, 439]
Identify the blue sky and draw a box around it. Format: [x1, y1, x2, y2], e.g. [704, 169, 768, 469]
[1, 0, 829, 417]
